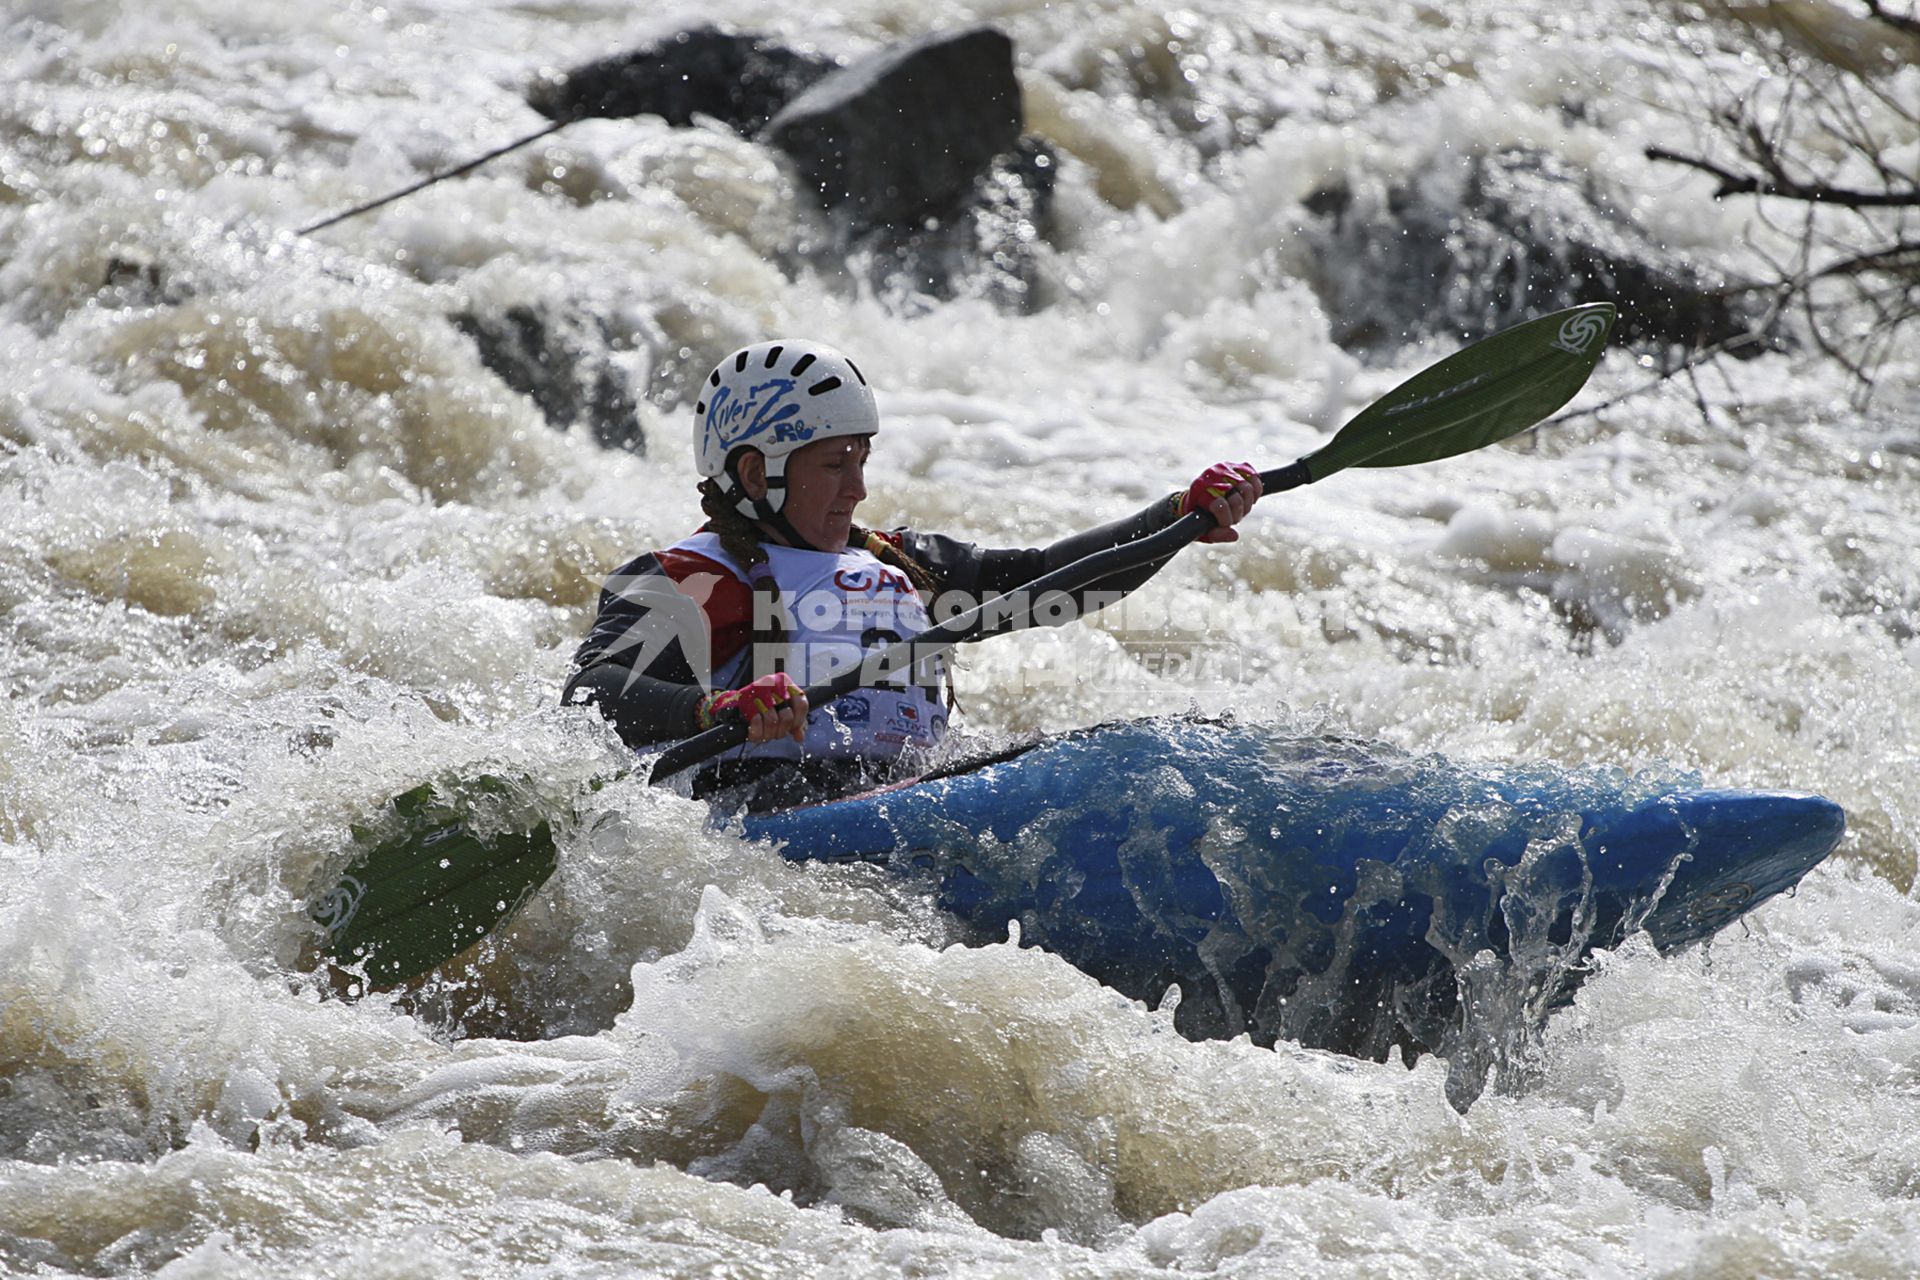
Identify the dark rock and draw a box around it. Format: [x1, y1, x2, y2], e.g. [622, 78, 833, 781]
[531, 24, 1051, 313]
[100, 254, 183, 309]
[761, 25, 1023, 232]
[453, 305, 644, 453]
[527, 27, 835, 135]
[1301, 148, 1771, 354]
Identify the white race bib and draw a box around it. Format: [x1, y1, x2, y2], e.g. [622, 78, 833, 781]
[677, 533, 948, 762]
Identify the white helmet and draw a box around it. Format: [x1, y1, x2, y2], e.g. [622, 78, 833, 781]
[693, 339, 877, 517]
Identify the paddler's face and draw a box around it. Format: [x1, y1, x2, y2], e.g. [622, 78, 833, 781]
[774, 435, 870, 550]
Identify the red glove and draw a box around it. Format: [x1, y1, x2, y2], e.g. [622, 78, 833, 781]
[1175, 461, 1262, 543]
[698, 672, 808, 742]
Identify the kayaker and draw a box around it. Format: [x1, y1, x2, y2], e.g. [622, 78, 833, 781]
[563, 338, 1262, 808]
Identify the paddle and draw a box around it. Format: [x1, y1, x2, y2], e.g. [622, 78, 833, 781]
[649, 302, 1617, 781]
[313, 301, 1615, 987]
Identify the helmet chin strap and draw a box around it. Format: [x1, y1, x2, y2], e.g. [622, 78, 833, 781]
[724, 455, 830, 553]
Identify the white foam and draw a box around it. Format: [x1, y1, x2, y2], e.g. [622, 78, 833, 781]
[2, 0, 1916, 1273]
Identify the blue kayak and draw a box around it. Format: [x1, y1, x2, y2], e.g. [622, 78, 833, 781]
[740, 717, 1844, 1063]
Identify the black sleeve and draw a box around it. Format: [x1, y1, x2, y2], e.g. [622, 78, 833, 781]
[562, 663, 707, 747]
[893, 495, 1181, 641]
[561, 552, 711, 749]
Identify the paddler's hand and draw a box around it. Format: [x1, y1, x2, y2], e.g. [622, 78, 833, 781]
[699, 672, 810, 744]
[1176, 461, 1263, 543]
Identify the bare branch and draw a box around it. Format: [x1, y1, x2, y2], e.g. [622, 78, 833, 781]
[1554, 330, 1776, 423]
[1636, 0, 1920, 405]
[1645, 145, 1920, 207]
[1812, 239, 1920, 278]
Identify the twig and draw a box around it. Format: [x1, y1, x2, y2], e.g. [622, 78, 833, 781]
[1810, 239, 1920, 278]
[1553, 331, 1775, 423]
[298, 121, 570, 236]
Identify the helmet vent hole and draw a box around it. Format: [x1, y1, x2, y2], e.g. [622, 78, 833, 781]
[734, 351, 749, 372]
[847, 359, 866, 385]
[789, 353, 817, 377]
[765, 346, 783, 367]
[808, 377, 843, 395]
[696, 401, 707, 414]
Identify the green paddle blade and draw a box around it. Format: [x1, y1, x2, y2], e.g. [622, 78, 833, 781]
[1302, 303, 1616, 480]
[312, 779, 559, 990]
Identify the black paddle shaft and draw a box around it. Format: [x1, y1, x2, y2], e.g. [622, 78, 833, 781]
[647, 462, 1311, 783]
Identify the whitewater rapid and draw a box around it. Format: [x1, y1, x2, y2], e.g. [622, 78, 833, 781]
[3, 0, 1918, 1275]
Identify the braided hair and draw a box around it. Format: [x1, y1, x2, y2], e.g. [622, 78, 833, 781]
[850, 525, 941, 597]
[699, 479, 789, 680]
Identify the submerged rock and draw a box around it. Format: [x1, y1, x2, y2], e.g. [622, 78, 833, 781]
[100, 254, 179, 309]
[1302, 148, 1771, 354]
[452, 305, 644, 453]
[833, 136, 1059, 313]
[527, 27, 834, 136]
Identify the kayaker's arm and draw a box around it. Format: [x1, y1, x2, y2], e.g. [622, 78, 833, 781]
[563, 662, 707, 748]
[563, 543, 779, 749]
[891, 496, 1187, 641]
[1030, 496, 1187, 585]
[565, 642, 804, 750]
